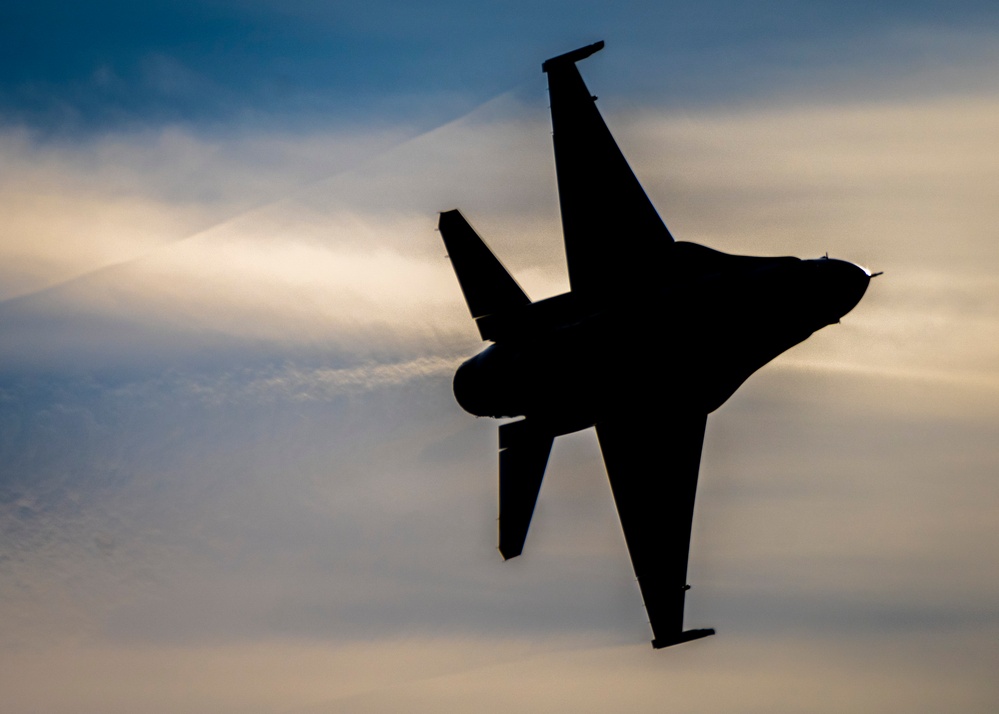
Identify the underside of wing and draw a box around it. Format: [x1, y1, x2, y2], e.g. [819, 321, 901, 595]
[543, 42, 674, 299]
[595, 412, 714, 649]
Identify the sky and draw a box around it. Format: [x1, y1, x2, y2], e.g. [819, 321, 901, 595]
[1, 2, 999, 712]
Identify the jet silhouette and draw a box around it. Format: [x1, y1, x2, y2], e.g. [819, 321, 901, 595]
[438, 41, 873, 649]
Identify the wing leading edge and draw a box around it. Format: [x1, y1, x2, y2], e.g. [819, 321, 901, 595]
[544, 42, 674, 298]
[596, 413, 715, 648]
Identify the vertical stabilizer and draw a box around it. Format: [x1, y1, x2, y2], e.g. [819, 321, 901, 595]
[439, 210, 531, 340]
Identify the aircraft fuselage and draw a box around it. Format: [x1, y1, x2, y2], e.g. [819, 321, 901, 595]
[454, 245, 870, 435]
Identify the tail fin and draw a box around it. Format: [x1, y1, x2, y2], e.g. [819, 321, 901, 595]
[498, 419, 554, 559]
[439, 210, 530, 340]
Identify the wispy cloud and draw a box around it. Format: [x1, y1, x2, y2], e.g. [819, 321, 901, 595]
[5, 88, 999, 385]
[3, 18, 999, 712]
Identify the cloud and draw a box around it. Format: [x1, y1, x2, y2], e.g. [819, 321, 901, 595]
[0, 124, 408, 300]
[0, 92, 565, 371]
[1, 630, 997, 714]
[5, 88, 999, 387]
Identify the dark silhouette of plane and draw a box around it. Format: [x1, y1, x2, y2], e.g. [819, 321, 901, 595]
[438, 41, 873, 649]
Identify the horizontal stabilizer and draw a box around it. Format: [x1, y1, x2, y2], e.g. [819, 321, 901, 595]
[652, 628, 715, 650]
[541, 41, 604, 73]
[439, 210, 531, 340]
[498, 419, 554, 559]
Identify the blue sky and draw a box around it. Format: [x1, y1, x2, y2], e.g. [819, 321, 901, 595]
[4, 1, 999, 132]
[2, 2, 999, 712]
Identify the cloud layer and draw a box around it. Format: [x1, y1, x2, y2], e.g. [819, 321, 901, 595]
[2, 18, 999, 712]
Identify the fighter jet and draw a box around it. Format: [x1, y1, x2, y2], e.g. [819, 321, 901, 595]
[438, 41, 873, 649]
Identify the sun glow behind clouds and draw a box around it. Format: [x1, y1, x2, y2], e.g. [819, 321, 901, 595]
[3, 90, 998, 382]
[0, 126, 407, 300]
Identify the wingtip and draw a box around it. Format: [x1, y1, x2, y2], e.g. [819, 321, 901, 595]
[651, 628, 715, 650]
[542, 41, 605, 73]
[499, 542, 524, 560]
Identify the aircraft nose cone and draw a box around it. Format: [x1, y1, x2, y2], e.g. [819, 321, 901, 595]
[819, 258, 870, 320]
